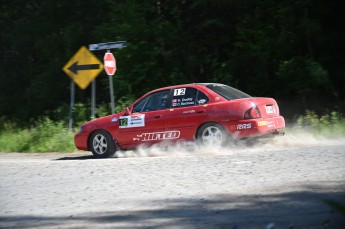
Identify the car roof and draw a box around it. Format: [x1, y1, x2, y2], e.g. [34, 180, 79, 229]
[157, 83, 226, 91]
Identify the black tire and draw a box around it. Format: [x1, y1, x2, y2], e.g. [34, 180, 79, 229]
[89, 130, 116, 158]
[196, 122, 229, 147]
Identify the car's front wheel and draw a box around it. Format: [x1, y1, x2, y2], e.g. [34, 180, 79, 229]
[89, 130, 116, 158]
[197, 122, 229, 147]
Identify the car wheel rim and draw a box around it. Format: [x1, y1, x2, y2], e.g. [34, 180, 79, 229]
[93, 134, 107, 155]
[202, 126, 223, 145]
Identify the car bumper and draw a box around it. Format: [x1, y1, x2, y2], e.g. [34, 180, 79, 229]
[226, 116, 285, 139]
[74, 133, 89, 150]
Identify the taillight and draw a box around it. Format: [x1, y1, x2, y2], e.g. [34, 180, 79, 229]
[244, 106, 261, 119]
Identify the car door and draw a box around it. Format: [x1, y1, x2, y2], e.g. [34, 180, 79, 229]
[117, 90, 170, 148]
[164, 87, 210, 141]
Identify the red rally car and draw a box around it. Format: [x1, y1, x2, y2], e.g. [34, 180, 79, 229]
[75, 83, 285, 158]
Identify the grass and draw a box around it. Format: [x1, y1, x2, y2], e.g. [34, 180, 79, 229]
[294, 110, 345, 137]
[0, 111, 344, 153]
[0, 117, 76, 153]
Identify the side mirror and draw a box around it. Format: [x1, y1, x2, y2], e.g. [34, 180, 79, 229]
[124, 106, 132, 115]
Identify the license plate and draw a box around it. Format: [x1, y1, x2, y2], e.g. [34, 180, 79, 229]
[265, 105, 275, 114]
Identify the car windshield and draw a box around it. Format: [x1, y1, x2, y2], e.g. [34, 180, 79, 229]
[206, 84, 251, 100]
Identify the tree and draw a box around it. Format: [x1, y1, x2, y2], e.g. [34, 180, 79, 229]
[0, 0, 344, 123]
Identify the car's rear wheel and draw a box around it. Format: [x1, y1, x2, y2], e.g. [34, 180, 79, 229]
[89, 130, 116, 158]
[197, 123, 229, 147]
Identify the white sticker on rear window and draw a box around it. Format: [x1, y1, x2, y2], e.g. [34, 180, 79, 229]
[174, 88, 186, 96]
[198, 99, 206, 104]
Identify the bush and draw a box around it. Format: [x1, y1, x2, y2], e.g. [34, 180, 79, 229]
[0, 96, 136, 153]
[0, 117, 76, 153]
[295, 111, 345, 137]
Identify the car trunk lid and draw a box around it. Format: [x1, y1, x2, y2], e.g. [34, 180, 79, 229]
[250, 98, 280, 118]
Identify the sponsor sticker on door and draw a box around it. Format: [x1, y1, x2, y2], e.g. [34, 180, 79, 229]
[119, 114, 145, 128]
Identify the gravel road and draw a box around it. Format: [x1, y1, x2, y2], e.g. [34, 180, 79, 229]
[1, 136, 345, 228]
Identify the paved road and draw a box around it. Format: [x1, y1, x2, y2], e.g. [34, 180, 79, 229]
[1, 140, 345, 228]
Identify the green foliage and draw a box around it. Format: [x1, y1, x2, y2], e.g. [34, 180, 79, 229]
[0, 0, 344, 124]
[0, 117, 76, 153]
[277, 57, 331, 98]
[0, 95, 135, 153]
[115, 96, 135, 113]
[2, 1, 345, 153]
[295, 111, 345, 137]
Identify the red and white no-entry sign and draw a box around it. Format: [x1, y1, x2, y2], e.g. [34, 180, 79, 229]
[103, 52, 116, 76]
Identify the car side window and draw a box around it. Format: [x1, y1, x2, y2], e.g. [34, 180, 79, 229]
[132, 96, 149, 113]
[133, 90, 170, 112]
[196, 90, 209, 105]
[171, 87, 207, 108]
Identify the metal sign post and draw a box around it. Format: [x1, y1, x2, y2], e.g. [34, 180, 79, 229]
[91, 80, 96, 119]
[109, 75, 115, 114]
[89, 41, 127, 115]
[68, 80, 75, 131]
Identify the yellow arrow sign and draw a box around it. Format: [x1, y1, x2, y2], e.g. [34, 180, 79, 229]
[63, 46, 104, 90]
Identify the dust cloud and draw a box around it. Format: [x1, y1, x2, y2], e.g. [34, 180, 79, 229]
[115, 129, 345, 158]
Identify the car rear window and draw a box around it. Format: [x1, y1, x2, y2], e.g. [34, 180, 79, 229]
[206, 84, 251, 100]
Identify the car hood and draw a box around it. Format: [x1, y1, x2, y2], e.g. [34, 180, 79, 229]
[82, 112, 124, 131]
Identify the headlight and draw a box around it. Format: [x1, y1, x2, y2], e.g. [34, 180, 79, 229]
[77, 126, 83, 134]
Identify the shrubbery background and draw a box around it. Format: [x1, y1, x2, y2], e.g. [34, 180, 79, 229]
[1, 110, 344, 153]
